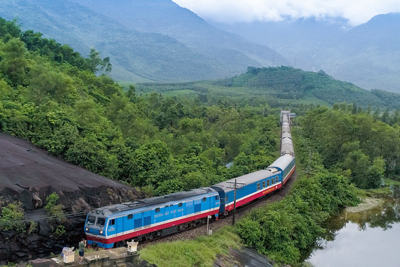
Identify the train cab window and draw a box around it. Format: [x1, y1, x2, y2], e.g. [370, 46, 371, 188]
[262, 181, 265, 188]
[87, 216, 96, 225]
[155, 208, 161, 213]
[202, 197, 206, 202]
[178, 203, 183, 207]
[257, 183, 261, 190]
[97, 217, 105, 226]
[128, 214, 133, 220]
[276, 177, 279, 183]
[109, 219, 115, 226]
[267, 180, 270, 186]
[215, 196, 218, 200]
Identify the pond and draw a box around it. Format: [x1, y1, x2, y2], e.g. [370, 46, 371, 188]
[306, 186, 400, 267]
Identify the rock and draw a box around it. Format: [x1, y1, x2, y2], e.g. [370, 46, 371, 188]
[32, 192, 43, 208]
[0, 133, 144, 264]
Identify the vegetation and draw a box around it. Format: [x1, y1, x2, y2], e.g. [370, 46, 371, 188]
[45, 193, 65, 223]
[137, 66, 400, 110]
[0, 202, 25, 232]
[301, 107, 400, 188]
[140, 227, 240, 267]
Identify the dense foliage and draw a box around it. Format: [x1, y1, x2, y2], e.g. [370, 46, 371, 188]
[0, 19, 280, 196]
[301, 106, 400, 188]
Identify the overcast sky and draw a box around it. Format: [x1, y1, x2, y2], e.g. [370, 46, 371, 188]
[172, 0, 400, 26]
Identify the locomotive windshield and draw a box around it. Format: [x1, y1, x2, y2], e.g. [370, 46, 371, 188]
[87, 216, 96, 225]
[97, 217, 106, 227]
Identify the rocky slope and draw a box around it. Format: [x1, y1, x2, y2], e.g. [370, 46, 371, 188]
[0, 133, 142, 263]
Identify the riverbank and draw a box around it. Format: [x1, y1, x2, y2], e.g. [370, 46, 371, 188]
[345, 198, 383, 213]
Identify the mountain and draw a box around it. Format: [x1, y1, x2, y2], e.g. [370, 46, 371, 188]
[0, 0, 288, 82]
[323, 13, 400, 92]
[212, 18, 348, 71]
[211, 14, 400, 93]
[66, 0, 289, 75]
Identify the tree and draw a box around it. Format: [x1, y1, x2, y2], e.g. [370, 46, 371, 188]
[85, 48, 112, 74]
[0, 38, 28, 86]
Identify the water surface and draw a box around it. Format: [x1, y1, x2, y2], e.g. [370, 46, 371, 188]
[306, 186, 400, 267]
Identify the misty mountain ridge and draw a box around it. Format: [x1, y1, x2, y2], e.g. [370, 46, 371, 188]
[0, 0, 288, 82]
[211, 13, 400, 93]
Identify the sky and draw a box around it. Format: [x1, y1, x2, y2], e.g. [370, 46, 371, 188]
[172, 0, 400, 26]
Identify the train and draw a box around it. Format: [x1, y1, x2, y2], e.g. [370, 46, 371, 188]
[84, 111, 295, 249]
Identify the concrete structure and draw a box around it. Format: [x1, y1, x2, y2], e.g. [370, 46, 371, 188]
[30, 248, 141, 267]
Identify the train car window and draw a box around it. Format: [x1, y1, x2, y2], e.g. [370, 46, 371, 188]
[97, 217, 105, 226]
[225, 196, 229, 202]
[109, 219, 115, 226]
[276, 177, 279, 183]
[87, 216, 96, 225]
[215, 196, 218, 200]
[178, 203, 183, 207]
[127, 214, 133, 220]
[262, 181, 265, 188]
[202, 197, 206, 202]
[257, 183, 260, 190]
[267, 180, 270, 186]
[155, 208, 160, 213]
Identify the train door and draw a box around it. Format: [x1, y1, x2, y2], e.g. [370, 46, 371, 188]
[107, 218, 116, 236]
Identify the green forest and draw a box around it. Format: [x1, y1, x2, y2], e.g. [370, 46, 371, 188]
[0, 18, 280, 197]
[1, 17, 400, 266]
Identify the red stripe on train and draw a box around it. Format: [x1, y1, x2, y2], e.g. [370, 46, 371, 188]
[86, 209, 218, 244]
[225, 184, 282, 211]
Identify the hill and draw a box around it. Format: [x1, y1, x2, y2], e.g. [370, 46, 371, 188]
[0, 0, 288, 82]
[136, 66, 400, 109]
[211, 14, 400, 93]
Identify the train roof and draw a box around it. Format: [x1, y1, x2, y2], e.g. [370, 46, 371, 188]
[269, 154, 294, 170]
[88, 187, 218, 217]
[211, 169, 277, 193]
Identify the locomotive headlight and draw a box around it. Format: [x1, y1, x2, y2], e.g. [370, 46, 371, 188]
[86, 228, 89, 231]
[100, 230, 103, 234]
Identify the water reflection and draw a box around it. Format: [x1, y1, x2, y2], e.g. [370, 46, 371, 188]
[306, 186, 400, 267]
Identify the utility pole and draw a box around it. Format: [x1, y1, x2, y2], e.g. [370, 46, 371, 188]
[227, 179, 245, 226]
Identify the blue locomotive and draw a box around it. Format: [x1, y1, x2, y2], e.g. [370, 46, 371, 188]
[85, 188, 220, 248]
[85, 111, 295, 248]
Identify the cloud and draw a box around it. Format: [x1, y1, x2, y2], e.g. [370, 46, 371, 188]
[172, 0, 400, 25]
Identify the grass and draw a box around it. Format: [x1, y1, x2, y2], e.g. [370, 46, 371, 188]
[139, 226, 241, 267]
[383, 178, 400, 186]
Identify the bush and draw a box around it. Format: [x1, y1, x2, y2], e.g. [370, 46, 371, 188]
[0, 202, 25, 232]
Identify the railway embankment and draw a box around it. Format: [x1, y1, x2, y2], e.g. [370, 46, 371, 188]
[0, 133, 142, 264]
